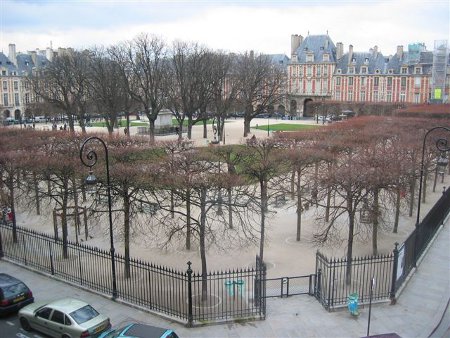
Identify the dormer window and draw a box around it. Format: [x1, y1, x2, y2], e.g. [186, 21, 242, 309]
[306, 53, 314, 62]
[323, 54, 330, 62]
[337, 69, 342, 74]
[401, 67, 408, 74]
[414, 67, 422, 74]
[348, 67, 355, 74]
[375, 69, 380, 74]
[388, 69, 393, 74]
[364, 57, 369, 64]
[351, 57, 356, 64]
[361, 67, 367, 74]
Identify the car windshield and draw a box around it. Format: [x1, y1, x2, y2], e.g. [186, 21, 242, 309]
[2, 282, 29, 298]
[69, 305, 99, 324]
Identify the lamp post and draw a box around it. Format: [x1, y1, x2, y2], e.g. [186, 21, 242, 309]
[80, 136, 118, 299]
[267, 116, 270, 137]
[416, 127, 450, 227]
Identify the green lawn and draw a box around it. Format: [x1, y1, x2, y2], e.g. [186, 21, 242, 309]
[253, 123, 319, 132]
[90, 120, 149, 128]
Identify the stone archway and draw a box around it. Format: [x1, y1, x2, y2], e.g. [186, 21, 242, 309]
[277, 105, 286, 115]
[303, 99, 314, 117]
[3, 110, 11, 119]
[14, 109, 21, 121]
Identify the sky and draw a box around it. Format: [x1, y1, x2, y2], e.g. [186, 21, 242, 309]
[1, 0, 449, 58]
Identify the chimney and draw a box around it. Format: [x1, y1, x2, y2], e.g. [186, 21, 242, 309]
[8, 44, 17, 66]
[46, 47, 53, 62]
[291, 34, 303, 57]
[336, 42, 343, 59]
[373, 45, 378, 56]
[396, 45, 403, 60]
[30, 51, 37, 66]
[348, 45, 353, 64]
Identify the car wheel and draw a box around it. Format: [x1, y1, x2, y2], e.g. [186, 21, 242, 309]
[20, 317, 31, 331]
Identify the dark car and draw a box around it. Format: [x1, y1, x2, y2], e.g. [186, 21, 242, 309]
[0, 273, 34, 316]
[99, 323, 179, 338]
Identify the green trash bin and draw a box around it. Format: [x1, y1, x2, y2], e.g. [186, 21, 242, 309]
[347, 293, 359, 316]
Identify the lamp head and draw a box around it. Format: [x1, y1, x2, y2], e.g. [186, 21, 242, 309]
[437, 153, 449, 169]
[85, 170, 97, 185]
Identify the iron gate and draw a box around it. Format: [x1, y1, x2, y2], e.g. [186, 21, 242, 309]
[263, 274, 316, 298]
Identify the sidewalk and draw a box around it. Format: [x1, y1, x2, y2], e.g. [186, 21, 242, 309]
[1, 220, 448, 337]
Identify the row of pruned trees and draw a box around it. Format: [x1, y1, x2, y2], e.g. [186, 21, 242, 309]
[27, 34, 286, 141]
[1, 116, 448, 295]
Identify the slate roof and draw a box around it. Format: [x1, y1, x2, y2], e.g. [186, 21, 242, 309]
[291, 34, 337, 63]
[0, 52, 18, 74]
[268, 54, 290, 67]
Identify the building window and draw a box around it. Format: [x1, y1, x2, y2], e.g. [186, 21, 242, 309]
[364, 57, 369, 64]
[307, 65, 312, 76]
[323, 66, 328, 76]
[360, 91, 366, 101]
[361, 77, 367, 86]
[414, 93, 420, 103]
[361, 67, 367, 74]
[337, 69, 342, 74]
[348, 91, 353, 101]
[336, 77, 341, 85]
[306, 79, 312, 93]
[400, 92, 406, 102]
[387, 92, 392, 102]
[388, 69, 393, 74]
[414, 67, 421, 74]
[14, 93, 19, 106]
[25, 93, 30, 104]
[375, 69, 380, 74]
[316, 66, 321, 76]
[348, 67, 354, 74]
[2, 81, 7, 90]
[3, 93, 8, 106]
[306, 53, 314, 62]
[374, 77, 379, 86]
[401, 77, 406, 87]
[323, 54, 329, 62]
[14, 81, 18, 90]
[373, 91, 379, 102]
[401, 67, 408, 74]
[414, 77, 421, 88]
[387, 77, 393, 86]
[335, 91, 341, 100]
[348, 77, 354, 86]
[1, 70, 5, 75]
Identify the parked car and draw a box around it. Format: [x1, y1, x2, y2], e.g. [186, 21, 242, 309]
[0, 273, 34, 316]
[99, 323, 178, 338]
[19, 298, 111, 338]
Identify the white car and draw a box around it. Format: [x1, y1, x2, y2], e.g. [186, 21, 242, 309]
[19, 298, 111, 338]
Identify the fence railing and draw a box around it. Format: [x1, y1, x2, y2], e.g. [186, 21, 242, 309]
[315, 251, 394, 310]
[0, 224, 266, 325]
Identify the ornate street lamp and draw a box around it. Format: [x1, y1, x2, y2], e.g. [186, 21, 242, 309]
[80, 136, 118, 299]
[416, 127, 450, 227]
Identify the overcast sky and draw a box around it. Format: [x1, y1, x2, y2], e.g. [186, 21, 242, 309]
[1, 0, 449, 57]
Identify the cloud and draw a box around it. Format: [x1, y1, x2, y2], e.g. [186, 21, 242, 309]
[1, 0, 449, 56]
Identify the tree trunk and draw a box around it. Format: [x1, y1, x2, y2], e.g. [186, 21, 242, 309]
[149, 119, 156, 144]
[200, 187, 208, 301]
[345, 196, 355, 285]
[227, 187, 233, 229]
[8, 173, 17, 243]
[170, 189, 175, 218]
[393, 187, 401, 233]
[187, 116, 193, 139]
[296, 169, 302, 241]
[409, 178, 415, 217]
[33, 171, 40, 215]
[325, 186, 331, 222]
[259, 180, 267, 261]
[61, 179, 69, 259]
[372, 189, 379, 255]
[185, 189, 191, 250]
[203, 120, 207, 139]
[290, 170, 295, 199]
[123, 189, 131, 278]
[243, 118, 251, 137]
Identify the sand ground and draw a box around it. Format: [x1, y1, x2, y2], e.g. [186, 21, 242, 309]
[18, 118, 447, 277]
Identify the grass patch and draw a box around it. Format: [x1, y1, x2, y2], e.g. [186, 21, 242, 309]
[91, 120, 148, 128]
[253, 123, 319, 132]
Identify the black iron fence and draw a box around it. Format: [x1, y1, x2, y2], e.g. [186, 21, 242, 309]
[0, 224, 266, 326]
[394, 187, 450, 293]
[264, 275, 316, 298]
[315, 252, 394, 310]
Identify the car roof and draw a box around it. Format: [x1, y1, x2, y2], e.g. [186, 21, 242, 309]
[124, 323, 169, 337]
[0, 273, 23, 287]
[46, 298, 90, 313]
